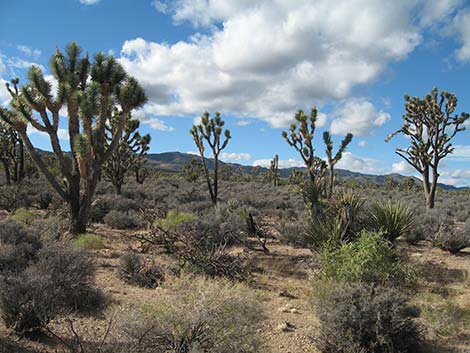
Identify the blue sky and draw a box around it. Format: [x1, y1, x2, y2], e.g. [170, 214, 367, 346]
[1, 0, 470, 186]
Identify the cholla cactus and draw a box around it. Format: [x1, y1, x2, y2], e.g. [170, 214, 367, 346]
[190, 112, 231, 205]
[323, 131, 353, 198]
[386, 87, 469, 209]
[0, 43, 147, 233]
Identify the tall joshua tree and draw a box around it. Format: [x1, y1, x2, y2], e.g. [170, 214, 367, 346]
[282, 108, 326, 184]
[323, 131, 353, 198]
[190, 112, 231, 205]
[0, 43, 146, 233]
[264, 154, 279, 187]
[386, 88, 469, 209]
[103, 114, 151, 194]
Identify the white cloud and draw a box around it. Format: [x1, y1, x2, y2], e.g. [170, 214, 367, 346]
[152, 0, 168, 13]
[316, 112, 328, 128]
[391, 161, 416, 174]
[234, 120, 252, 126]
[0, 79, 11, 106]
[440, 169, 470, 186]
[27, 125, 48, 138]
[419, 0, 463, 27]
[451, 8, 470, 62]
[336, 152, 384, 174]
[253, 158, 304, 169]
[6, 57, 45, 71]
[449, 144, 470, 161]
[358, 140, 368, 147]
[16, 45, 41, 59]
[329, 99, 391, 136]
[128, 109, 175, 131]
[80, 0, 101, 4]
[57, 129, 69, 141]
[220, 152, 252, 162]
[120, 1, 425, 127]
[0, 56, 5, 75]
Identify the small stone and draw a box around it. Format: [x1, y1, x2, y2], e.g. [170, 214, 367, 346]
[277, 320, 296, 332]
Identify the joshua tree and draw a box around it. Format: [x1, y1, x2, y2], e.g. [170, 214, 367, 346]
[132, 134, 151, 184]
[182, 158, 203, 183]
[0, 43, 146, 233]
[386, 88, 469, 209]
[190, 112, 231, 205]
[0, 126, 25, 185]
[267, 154, 280, 187]
[282, 109, 326, 184]
[103, 114, 151, 194]
[323, 131, 353, 198]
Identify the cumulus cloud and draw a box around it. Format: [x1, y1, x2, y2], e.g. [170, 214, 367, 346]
[220, 152, 252, 162]
[391, 161, 416, 174]
[253, 158, 304, 169]
[0, 79, 11, 106]
[451, 8, 470, 62]
[134, 110, 175, 131]
[120, 0, 426, 127]
[419, 0, 463, 27]
[27, 125, 69, 141]
[358, 140, 368, 148]
[329, 99, 391, 136]
[336, 152, 384, 174]
[440, 169, 470, 186]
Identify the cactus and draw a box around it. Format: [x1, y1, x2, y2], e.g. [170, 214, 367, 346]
[323, 131, 353, 198]
[0, 43, 146, 233]
[386, 88, 469, 209]
[190, 112, 231, 205]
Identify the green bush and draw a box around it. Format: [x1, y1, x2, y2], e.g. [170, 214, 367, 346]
[368, 201, 414, 242]
[11, 208, 36, 225]
[319, 231, 414, 286]
[315, 283, 421, 353]
[73, 233, 105, 250]
[114, 275, 263, 352]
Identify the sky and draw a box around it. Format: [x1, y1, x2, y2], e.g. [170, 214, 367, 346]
[1, 0, 470, 186]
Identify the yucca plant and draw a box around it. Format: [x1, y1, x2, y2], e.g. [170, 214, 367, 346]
[368, 201, 414, 242]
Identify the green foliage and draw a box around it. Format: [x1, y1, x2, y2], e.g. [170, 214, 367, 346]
[73, 233, 105, 250]
[154, 209, 194, 231]
[319, 231, 415, 286]
[315, 283, 421, 353]
[368, 200, 415, 242]
[115, 275, 263, 352]
[11, 207, 36, 225]
[323, 131, 353, 198]
[182, 158, 203, 182]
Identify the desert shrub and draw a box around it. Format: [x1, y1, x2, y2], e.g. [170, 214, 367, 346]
[0, 240, 102, 333]
[36, 191, 53, 210]
[432, 222, 469, 254]
[315, 283, 421, 353]
[33, 215, 70, 240]
[0, 220, 41, 272]
[90, 195, 141, 223]
[104, 210, 143, 229]
[119, 252, 164, 289]
[73, 233, 105, 250]
[319, 231, 414, 286]
[278, 220, 306, 246]
[417, 293, 470, 337]
[368, 201, 414, 242]
[11, 207, 36, 225]
[0, 185, 25, 211]
[114, 275, 263, 352]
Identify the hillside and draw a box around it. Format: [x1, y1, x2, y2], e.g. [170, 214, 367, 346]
[145, 152, 462, 190]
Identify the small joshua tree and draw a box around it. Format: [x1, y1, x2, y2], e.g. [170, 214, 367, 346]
[190, 112, 230, 205]
[268, 154, 280, 187]
[323, 131, 353, 198]
[103, 114, 151, 194]
[0, 43, 146, 233]
[282, 109, 326, 185]
[182, 158, 203, 183]
[386, 88, 469, 209]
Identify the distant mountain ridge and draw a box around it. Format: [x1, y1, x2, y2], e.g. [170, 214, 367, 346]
[145, 152, 464, 191]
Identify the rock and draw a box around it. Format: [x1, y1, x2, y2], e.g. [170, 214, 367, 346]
[277, 320, 296, 332]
